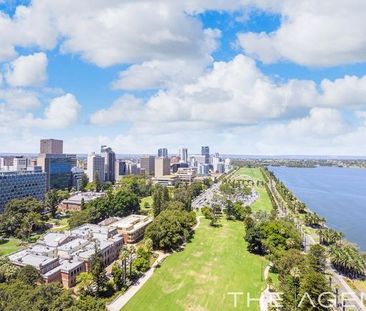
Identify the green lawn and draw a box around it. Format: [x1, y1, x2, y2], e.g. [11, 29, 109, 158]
[251, 186, 273, 212]
[232, 167, 264, 181]
[122, 219, 267, 311]
[232, 167, 273, 212]
[0, 238, 22, 256]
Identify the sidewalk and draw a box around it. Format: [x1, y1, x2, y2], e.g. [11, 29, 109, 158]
[107, 252, 169, 311]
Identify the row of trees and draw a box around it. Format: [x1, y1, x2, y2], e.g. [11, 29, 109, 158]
[329, 245, 366, 278]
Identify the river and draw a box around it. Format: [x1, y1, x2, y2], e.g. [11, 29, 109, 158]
[269, 166, 366, 251]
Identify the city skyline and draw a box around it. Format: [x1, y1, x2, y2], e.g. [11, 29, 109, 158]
[1, 1, 366, 156]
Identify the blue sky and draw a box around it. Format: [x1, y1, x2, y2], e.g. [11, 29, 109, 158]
[1, 1, 366, 155]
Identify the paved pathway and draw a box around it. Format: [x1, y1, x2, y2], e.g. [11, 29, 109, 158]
[106, 216, 203, 311]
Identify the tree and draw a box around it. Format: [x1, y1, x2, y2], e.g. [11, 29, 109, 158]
[308, 244, 327, 272]
[45, 190, 61, 218]
[17, 265, 43, 286]
[90, 243, 108, 296]
[0, 198, 47, 239]
[119, 249, 129, 286]
[145, 208, 196, 251]
[80, 173, 89, 192]
[0, 257, 19, 283]
[112, 263, 123, 290]
[76, 272, 94, 296]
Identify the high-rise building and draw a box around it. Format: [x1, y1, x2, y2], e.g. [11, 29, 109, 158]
[158, 148, 168, 158]
[37, 153, 76, 190]
[212, 154, 221, 172]
[0, 156, 14, 170]
[0, 167, 46, 212]
[40, 139, 63, 154]
[201, 146, 210, 164]
[154, 157, 170, 177]
[71, 167, 84, 191]
[179, 148, 188, 163]
[198, 163, 210, 176]
[140, 156, 155, 176]
[101, 146, 116, 182]
[126, 161, 139, 175]
[115, 159, 127, 181]
[87, 153, 105, 183]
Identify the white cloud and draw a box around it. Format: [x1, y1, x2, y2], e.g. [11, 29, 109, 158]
[89, 95, 143, 125]
[0, 88, 41, 109]
[5, 52, 48, 87]
[22, 93, 81, 129]
[238, 0, 366, 66]
[94, 54, 318, 129]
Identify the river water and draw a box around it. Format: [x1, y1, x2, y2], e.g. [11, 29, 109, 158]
[269, 166, 366, 251]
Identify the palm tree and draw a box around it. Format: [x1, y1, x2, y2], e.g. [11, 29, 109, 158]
[127, 245, 136, 276]
[119, 249, 129, 285]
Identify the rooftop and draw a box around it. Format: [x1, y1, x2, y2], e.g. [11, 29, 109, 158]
[61, 192, 105, 205]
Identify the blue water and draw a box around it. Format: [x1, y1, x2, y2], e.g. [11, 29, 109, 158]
[269, 166, 366, 251]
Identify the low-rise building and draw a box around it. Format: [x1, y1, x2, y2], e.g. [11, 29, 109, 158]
[151, 175, 179, 186]
[175, 167, 196, 183]
[99, 214, 153, 244]
[58, 192, 105, 212]
[8, 223, 123, 288]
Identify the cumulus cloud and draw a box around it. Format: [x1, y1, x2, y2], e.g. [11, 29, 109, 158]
[238, 0, 366, 66]
[22, 93, 81, 129]
[5, 52, 48, 87]
[90, 95, 143, 125]
[93, 54, 319, 129]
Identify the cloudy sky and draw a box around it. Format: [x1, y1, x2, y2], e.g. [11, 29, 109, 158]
[1, 0, 366, 155]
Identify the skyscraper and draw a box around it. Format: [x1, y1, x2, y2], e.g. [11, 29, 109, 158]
[87, 153, 105, 183]
[140, 156, 155, 176]
[40, 139, 63, 154]
[201, 146, 210, 164]
[115, 159, 127, 181]
[154, 157, 170, 177]
[37, 153, 76, 190]
[158, 148, 168, 158]
[101, 145, 116, 182]
[179, 148, 188, 163]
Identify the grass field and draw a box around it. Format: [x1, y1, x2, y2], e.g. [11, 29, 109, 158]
[122, 219, 268, 311]
[232, 167, 272, 212]
[232, 167, 264, 181]
[0, 238, 22, 256]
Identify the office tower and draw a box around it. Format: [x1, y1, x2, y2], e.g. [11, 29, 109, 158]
[71, 167, 84, 191]
[217, 162, 225, 174]
[125, 161, 139, 175]
[198, 163, 210, 176]
[179, 148, 188, 163]
[0, 167, 46, 212]
[140, 156, 155, 176]
[224, 158, 232, 173]
[87, 153, 105, 183]
[201, 146, 210, 164]
[158, 148, 168, 158]
[115, 159, 127, 181]
[212, 154, 221, 172]
[40, 139, 63, 154]
[13, 156, 28, 171]
[37, 153, 76, 190]
[0, 156, 14, 170]
[101, 145, 116, 182]
[154, 157, 170, 177]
